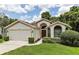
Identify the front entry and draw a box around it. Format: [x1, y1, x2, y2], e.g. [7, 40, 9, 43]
[41, 30, 46, 37]
[40, 23, 47, 38]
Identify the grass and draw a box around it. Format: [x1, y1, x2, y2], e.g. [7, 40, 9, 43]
[3, 43, 79, 55]
[0, 39, 4, 43]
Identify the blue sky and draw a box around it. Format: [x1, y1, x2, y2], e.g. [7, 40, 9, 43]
[0, 4, 78, 22]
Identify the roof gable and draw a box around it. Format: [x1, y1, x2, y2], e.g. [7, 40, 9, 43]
[50, 21, 72, 28]
[35, 18, 51, 24]
[5, 20, 38, 29]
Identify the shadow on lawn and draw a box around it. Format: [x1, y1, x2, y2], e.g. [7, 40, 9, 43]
[59, 42, 79, 47]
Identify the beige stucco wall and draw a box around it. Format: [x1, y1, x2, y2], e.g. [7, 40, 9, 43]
[50, 24, 66, 38]
[33, 29, 40, 41]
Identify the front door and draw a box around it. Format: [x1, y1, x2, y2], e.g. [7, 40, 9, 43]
[41, 30, 46, 37]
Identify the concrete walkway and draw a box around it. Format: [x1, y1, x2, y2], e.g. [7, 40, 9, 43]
[0, 39, 42, 55]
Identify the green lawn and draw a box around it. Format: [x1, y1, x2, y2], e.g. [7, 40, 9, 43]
[3, 43, 79, 55]
[0, 39, 4, 43]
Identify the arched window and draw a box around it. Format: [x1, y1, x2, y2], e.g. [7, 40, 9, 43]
[54, 26, 62, 37]
[40, 23, 47, 29]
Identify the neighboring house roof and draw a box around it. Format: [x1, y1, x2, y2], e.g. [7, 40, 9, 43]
[50, 21, 72, 28]
[5, 20, 39, 29]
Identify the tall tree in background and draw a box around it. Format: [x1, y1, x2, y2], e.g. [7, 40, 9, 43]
[41, 11, 51, 19]
[0, 13, 17, 34]
[70, 6, 79, 12]
[41, 11, 59, 21]
[59, 6, 79, 31]
[50, 16, 59, 22]
[0, 15, 17, 27]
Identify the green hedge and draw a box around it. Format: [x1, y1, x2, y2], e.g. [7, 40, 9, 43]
[52, 37, 61, 43]
[0, 35, 2, 39]
[60, 30, 79, 46]
[28, 37, 34, 44]
[4, 36, 9, 41]
[43, 37, 53, 43]
[43, 37, 61, 43]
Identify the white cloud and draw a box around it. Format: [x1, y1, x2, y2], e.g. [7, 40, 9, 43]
[38, 4, 64, 10]
[0, 4, 35, 13]
[0, 5, 27, 13]
[38, 4, 52, 9]
[5, 13, 10, 17]
[19, 15, 41, 23]
[56, 5, 74, 16]
[24, 5, 35, 11]
[19, 15, 31, 20]
[32, 15, 41, 22]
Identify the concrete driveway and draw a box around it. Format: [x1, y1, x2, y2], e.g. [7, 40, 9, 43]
[0, 39, 42, 55]
[0, 41, 27, 55]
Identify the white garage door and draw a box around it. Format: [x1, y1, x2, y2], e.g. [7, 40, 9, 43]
[8, 30, 31, 41]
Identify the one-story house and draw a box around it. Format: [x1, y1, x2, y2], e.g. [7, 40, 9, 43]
[4, 18, 71, 43]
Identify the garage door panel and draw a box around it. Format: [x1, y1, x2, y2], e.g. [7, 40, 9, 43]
[8, 30, 31, 41]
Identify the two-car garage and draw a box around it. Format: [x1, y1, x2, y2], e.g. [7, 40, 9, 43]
[5, 20, 37, 42]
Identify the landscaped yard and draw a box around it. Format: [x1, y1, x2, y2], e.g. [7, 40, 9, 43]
[3, 43, 79, 55]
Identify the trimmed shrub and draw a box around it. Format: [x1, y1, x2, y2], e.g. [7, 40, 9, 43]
[4, 36, 9, 41]
[0, 35, 2, 39]
[52, 37, 61, 43]
[60, 30, 79, 46]
[28, 37, 34, 44]
[43, 37, 61, 43]
[43, 37, 53, 43]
